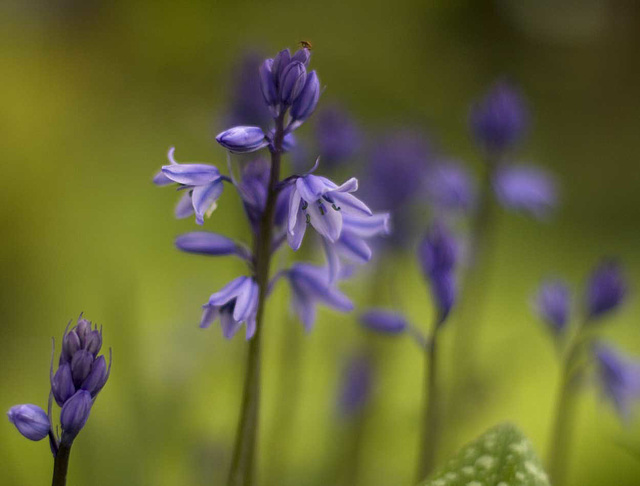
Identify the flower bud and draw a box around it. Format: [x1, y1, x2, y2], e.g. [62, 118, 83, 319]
[7, 404, 50, 441]
[290, 71, 320, 126]
[71, 350, 94, 386]
[52, 363, 76, 407]
[75, 317, 92, 345]
[271, 49, 291, 83]
[586, 261, 627, 321]
[81, 355, 109, 397]
[279, 61, 307, 105]
[215, 126, 268, 154]
[176, 232, 242, 257]
[534, 280, 570, 333]
[84, 330, 102, 355]
[60, 330, 81, 364]
[360, 309, 407, 334]
[291, 48, 311, 66]
[60, 390, 92, 444]
[259, 59, 277, 109]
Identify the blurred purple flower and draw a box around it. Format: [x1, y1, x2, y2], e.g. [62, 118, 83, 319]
[586, 261, 627, 321]
[201, 276, 259, 340]
[594, 343, 640, 421]
[285, 263, 353, 331]
[425, 159, 476, 213]
[7, 404, 50, 442]
[225, 51, 273, 128]
[534, 279, 571, 333]
[337, 355, 373, 418]
[470, 80, 528, 153]
[493, 164, 558, 219]
[360, 309, 408, 334]
[314, 105, 362, 167]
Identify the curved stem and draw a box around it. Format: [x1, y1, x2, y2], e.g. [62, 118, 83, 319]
[227, 113, 285, 486]
[416, 321, 442, 482]
[51, 443, 71, 486]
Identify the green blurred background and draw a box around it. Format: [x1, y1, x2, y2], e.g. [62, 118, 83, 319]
[2, 0, 640, 485]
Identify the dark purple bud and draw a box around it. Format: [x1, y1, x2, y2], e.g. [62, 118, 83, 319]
[81, 355, 109, 397]
[84, 330, 102, 355]
[586, 261, 627, 321]
[338, 355, 373, 418]
[60, 330, 81, 364]
[71, 350, 94, 386]
[534, 280, 570, 333]
[278, 61, 307, 105]
[291, 48, 311, 66]
[60, 390, 92, 444]
[259, 59, 278, 109]
[469, 80, 528, 153]
[418, 223, 457, 278]
[594, 343, 640, 421]
[290, 71, 320, 125]
[216, 126, 268, 153]
[176, 232, 246, 258]
[360, 309, 407, 334]
[52, 363, 76, 407]
[7, 404, 50, 441]
[271, 49, 292, 83]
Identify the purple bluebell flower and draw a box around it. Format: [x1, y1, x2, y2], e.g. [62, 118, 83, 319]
[59, 390, 93, 444]
[425, 160, 476, 213]
[534, 280, 571, 334]
[287, 175, 371, 250]
[313, 105, 362, 167]
[175, 232, 250, 260]
[594, 343, 640, 421]
[418, 223, 458, 323]
[215, 126, 268, 154]
[154, 148, 225, 225]
[493, 164, 558, 219]
[225, 51, 272, 128]
[469, 81, 528, 153]
[285, 263, 353, 331]
[337, 355, 373, 418]
[360, 309, 408, 334]
[201, 276, 259, 339]
[7, 404, 50, 441]
[586, 261, 627, 321]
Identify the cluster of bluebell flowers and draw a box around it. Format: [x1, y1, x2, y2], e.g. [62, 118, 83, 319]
[154, 45, 389, 485]
[8, 315, 110, 486]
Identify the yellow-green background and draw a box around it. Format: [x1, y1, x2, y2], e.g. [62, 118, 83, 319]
[2, 1, 640, 485]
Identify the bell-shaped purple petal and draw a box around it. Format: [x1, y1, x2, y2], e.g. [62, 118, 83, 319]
[360, 309, 408, 334]
[534, 280, 570, 333]
[52, 363, 76, 407]
[176, 232, 243, 258]
[175, 192, 195, 219]
[586, 260, 627, 321]
[493, 164, 558, 219]
[192, 179, 224, 225]
[153, 171, 173, 186]
[279, 61, 307, 105]
[7, 404, 50, 441]
[60, 390, 93, 444]
[290, 70, 320, 126]
[216, 126, 268, 154]
[232, 279, 259, 322]
[594, 343, 640, 421]
[161, 163, 221, 186]
[207, 277, 250, 306]
[341, 213, 391, 238]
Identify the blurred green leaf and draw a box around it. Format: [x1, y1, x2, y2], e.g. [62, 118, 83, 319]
[419, 423, 549, 486]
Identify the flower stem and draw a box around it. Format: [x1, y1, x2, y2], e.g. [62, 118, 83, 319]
[51, 443, 71, 486]
[227, 113, 285, 486]
[416, 321, 442, 482]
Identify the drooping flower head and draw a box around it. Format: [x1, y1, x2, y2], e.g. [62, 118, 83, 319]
[534, 279, 571, 334]
[201, 276, 259, 340]
[586, 260, 628, 322]
[469, 80, 528, 154]
[594, 343, 640, 421]
[418, 222, 458, 324]
[493, 164, 558, 220]
[337, 354, 374, 418]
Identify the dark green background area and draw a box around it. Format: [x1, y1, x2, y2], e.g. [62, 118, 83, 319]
[2, 1, 640, 485]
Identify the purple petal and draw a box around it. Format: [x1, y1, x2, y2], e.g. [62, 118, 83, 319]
[161, 164, 220, 186]
[207, 277, 249, 306]
[175, 192, 194, 219]
[192, 179, 224, 225]
[296, 175, 329, 202]
[176, 232, 239, 256]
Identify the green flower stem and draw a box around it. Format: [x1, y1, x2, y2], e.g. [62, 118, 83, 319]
[51, 443, 71, 486]
[227, 113, 285, 486]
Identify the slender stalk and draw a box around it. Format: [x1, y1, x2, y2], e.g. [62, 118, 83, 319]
[417, 320, 442, 482]
[51, 443, 71, 486]
[227, 113, 285, 486]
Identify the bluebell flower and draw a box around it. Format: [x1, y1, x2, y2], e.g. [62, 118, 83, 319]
[534, 279, 570, 334]
[201, 276, 259, 339]
[7, 404, 50, 441]
[337, 355, 373, 418]
[493, 164, 558, 219]
[314, 105, 362, 167]
[425, 160, 476, 213]
[469, 81, 528, 153]
[418, 223, 458, 323]
[285, 263, 353, 331]
[594, 343, 640, 421]
[287, 174, 371, 250]
[215, 126, 268, 154]
[586, 261, 627, 321]
[360, 309, 408, 334]
[154, 148, 225, 225]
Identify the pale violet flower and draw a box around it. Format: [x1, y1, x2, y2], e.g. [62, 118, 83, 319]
[201, 276, 259, 340]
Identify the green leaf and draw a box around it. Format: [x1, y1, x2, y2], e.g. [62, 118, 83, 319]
[419, 423, 550, 486]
